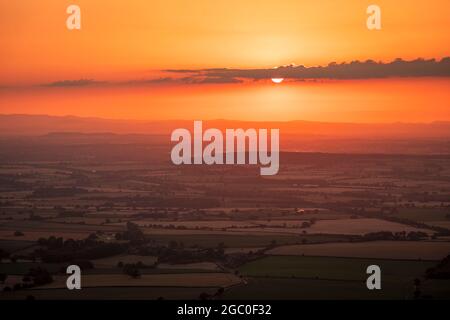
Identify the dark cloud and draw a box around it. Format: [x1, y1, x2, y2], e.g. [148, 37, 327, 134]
[41, 76, 241, 88]
[122, 77, 175, 85]
[43, 79, 103, 87]
[183, 76, 243, 84]
[166, 57, 450, 80]
[40, 57, 450, 89]
[122, 76, 242, 85]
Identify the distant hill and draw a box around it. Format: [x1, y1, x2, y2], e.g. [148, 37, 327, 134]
[1, 114, 450, 139]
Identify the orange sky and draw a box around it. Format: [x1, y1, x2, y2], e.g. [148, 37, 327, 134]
[0, 0, 449, 122]
[1, 78, 449, 123]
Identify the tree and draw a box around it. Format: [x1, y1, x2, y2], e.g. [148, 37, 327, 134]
[214, 287, 225, 298]
[123, 265, 140, 278]
[123, 222, 145, 243]
[301, 221, 310, 228]
[27, 267, 53, 286]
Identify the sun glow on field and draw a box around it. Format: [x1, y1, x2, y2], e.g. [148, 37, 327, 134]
[271, 78, 284, 84]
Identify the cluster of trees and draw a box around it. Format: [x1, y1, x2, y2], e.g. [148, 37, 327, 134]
[223, 251, 265, 269]
[137, 242, 228, 265]
[26, 267, 53, 286]
[350, 207, 450, 236]
[383, 216, 449, 235]
[426, 255, 450, 279]
[361, 231, 428, 241]
[2, 267, 53, 292]
[118, 261, 155, 269]
[300, 219, 317, 229]
[122, 264, 141, 278]
[36, 236, 125, 263]
[132, 239, 263, 268]
[115, 222, 145, 244]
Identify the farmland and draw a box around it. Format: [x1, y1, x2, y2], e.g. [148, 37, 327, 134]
[0, 136, 449, 300]
[37, 273, 242, 289]
[266, 241, 450, 260]
[238, 256, 434, 280]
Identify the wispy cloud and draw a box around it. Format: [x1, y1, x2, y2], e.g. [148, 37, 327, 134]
[38, 57, 450, 89]
[122, 76, 242, 85]
[166, 57, 450, 81]
[43, 79, 105, 87]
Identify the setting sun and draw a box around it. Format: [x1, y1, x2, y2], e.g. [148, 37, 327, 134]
[271, 78, 284, 84]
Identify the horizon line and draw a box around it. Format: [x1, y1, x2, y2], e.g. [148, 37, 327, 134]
[2, 113, 450, 126]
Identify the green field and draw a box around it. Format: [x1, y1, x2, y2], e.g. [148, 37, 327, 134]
[238, 256, 434, 281]
[223, 277, 410, 300]
[84, 268, 220, 275]
[227, 255, 450, 299]
[1, 286, 218, 300]
[0, 262, 220, 276]
[389, 208, 450, 222]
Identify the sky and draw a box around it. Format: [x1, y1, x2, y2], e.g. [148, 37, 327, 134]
[0, 0, 449, 122]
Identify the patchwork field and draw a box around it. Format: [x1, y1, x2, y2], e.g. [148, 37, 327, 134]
[238, 256, 434, 280]
[1, 147, 450, 300]
[224, 256, 446, 299]
[306, 218, 435, 235]
[267, 241, 450, 260]
[227, 218, 434, 236]
[36, 273, 242, 289]
[223, 277, 429, 300]
[1, 287, 219, 300]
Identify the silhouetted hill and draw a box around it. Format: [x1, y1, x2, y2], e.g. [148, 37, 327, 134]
[1, 114, 450, 139]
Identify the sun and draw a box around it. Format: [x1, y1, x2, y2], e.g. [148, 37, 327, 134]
[271, 78, 284, 84]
